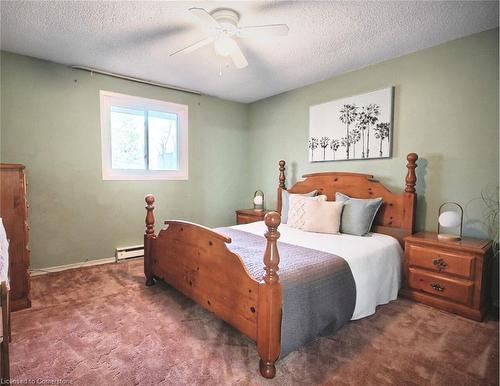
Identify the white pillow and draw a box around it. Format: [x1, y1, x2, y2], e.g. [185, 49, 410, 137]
[302, 200, 344, 234]
[288, 195, 327, 229]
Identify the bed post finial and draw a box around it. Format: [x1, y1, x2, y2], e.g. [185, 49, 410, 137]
[257, 211, 282, 379]
[405, 153, 418, 193]
[144, 194, 156, 286]
[263, 212, 281, 285]
[277, 160, 286, 215]
[278, 160, 286, 190]
[145, 194, 155, 236]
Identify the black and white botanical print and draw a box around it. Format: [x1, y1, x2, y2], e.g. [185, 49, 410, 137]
[308, 87, 393, 162]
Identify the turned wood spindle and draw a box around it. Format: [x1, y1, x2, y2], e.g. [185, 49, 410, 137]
[258, 211, 282, 379]
[145, 194, 155, 237]
[277, 160, 287, 215]
[144, 194, 156, 287]
[278, 160, 286, 190]
[405, 153, 418, 193]
[263, 212, 281, 285]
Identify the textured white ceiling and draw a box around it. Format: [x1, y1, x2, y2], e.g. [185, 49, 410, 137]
[1, 1, 498, 103]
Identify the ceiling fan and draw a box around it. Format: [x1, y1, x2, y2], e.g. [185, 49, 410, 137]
[170, 8, 289, 69]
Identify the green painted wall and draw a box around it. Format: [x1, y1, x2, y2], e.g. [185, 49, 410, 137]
[247, 28, 499, 239]
[1, 29, 498, 270]
[1, 51, 249, 269]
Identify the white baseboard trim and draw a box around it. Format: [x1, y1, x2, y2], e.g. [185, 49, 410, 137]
[30, 257, 119, 276]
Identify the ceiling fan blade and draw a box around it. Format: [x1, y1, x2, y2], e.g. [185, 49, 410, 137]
[227, 40, 248, 69]
[170, 37, 215, 56]
[189, 7, 220, 30]
[238, 24, 289, 38]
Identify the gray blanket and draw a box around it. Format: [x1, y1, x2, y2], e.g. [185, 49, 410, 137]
[216, 227, 356, 357]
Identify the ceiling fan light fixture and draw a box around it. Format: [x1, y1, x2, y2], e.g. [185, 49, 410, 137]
[214, 36, 235, 57]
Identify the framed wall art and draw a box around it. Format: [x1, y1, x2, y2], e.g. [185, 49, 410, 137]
[308, 87, 394, 162]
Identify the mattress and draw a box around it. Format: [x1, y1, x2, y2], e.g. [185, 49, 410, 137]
[231, 221, 403, 320]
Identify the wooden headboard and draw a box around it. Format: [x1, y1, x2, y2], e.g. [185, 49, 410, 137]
[276, 153, 418, 245]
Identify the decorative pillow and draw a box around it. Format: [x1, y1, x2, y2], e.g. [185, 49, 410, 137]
[303, 200, 344, 234]
[288, 195, 327, 229]
[335, 192, 383, 236]
[281, 190, 317, 223]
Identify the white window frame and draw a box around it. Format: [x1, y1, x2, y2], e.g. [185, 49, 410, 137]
[100, 90, 188, 180]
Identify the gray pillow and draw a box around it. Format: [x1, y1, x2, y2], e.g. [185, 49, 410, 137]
[281, 190, 317, 223]
[335, 192, 383, 236]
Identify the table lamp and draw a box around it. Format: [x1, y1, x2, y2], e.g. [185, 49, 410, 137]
[437, 202, 463, 241]
[253, 190, 264, 211]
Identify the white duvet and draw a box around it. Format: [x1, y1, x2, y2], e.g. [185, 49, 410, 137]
[231, 221, 403, 320]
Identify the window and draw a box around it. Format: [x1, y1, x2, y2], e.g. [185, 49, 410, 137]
[100, 91, 188, 180]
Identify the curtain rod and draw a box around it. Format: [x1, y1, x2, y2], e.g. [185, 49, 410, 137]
[70, 66, 202, 96]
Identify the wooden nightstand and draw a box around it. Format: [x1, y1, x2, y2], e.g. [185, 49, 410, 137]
[400, 231, 492, 321]
[235, 209, 270, 225]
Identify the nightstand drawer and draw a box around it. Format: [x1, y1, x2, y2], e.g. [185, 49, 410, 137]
[236, 209, 269, 225]
[407, 244, 474, 279]
[408, 268, 473, 305]
[237, 214, 259, 224]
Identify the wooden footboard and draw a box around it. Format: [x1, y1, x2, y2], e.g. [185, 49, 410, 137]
[144, 195, 282, 378]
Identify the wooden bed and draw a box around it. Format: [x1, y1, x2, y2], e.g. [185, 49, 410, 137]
[143, 153, 418, 378]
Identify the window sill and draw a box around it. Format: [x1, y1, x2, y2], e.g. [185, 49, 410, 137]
[102, 170, 188, 181]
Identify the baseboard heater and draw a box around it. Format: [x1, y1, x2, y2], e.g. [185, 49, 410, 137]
[115, 245, 144, 262]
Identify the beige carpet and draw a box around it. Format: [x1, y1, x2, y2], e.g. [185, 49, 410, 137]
[10, 260, 499, 385]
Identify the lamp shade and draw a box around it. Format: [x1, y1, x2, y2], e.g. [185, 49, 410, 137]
[437, 202, 463, 241]
[253, 195, 263, 206]
[253, 190, 264, 211]
[438, 211, 461, 228]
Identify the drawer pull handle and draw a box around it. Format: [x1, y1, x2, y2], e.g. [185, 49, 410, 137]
[432, 258, 448, 270]
[430, 283, 445, 292]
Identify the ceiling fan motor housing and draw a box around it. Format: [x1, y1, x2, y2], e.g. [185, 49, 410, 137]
[211, 9, 240, 32]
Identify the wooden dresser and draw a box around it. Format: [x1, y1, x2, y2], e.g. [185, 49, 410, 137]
[0, 164, 31, 311]
[401, 232, 492, 321]
[235, 209, 270, 225]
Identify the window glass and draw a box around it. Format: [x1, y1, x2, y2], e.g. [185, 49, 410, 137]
[148, 110, 178, 171]
[110, 106, 145, 170]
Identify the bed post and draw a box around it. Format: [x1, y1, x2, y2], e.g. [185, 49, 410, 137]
[144, 194, 156, 286]
[257, 211, 282, 379]
[277, 160, 286, 215]
[403, 153, 418, 233]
